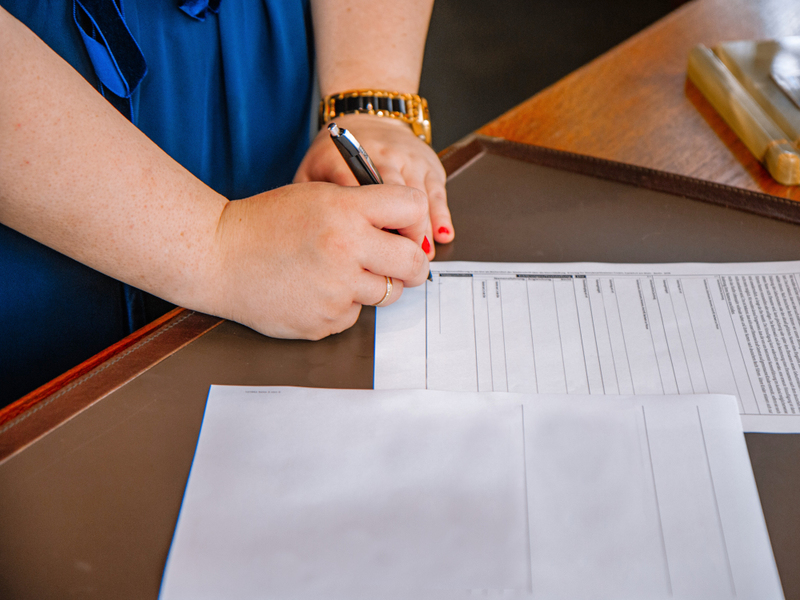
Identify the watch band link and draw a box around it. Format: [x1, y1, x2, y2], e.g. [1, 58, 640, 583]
[319, 90, 432, 146]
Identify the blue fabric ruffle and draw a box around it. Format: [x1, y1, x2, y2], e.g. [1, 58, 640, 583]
[72, 0, 147, 119]
[179, 0, 220, 21]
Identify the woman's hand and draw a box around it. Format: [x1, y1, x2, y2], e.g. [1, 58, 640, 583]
[210, 181, 430, 340]
[294, 114, 454, 259]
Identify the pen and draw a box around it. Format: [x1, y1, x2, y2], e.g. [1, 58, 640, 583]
[328, 122, 383, 185]
[328, 122, 433, 281]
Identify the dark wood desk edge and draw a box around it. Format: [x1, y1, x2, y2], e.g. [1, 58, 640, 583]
[3, 134, 799, 463]
[0, 307, 187, 428]
[443, 136, 800, 224]
[0, 309, 223, 462]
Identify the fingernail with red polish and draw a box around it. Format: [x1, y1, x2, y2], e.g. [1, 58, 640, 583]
[438, 226, 450, 235]
[422, 236, 431, 253]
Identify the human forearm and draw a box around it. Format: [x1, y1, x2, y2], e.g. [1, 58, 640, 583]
[310, 0, 435, 96]
[0, 8, 227, 313]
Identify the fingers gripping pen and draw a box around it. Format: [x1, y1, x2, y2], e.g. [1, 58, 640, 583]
[328, 122, 433, 280]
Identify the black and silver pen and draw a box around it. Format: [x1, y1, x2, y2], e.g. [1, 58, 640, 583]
[328, 122, 432, 280]
[327, 123, 383, 185]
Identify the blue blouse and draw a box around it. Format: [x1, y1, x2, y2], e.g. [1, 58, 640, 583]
[0, 0, 314, 404]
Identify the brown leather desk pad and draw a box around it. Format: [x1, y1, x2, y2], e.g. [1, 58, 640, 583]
[2, 137, 800, 599]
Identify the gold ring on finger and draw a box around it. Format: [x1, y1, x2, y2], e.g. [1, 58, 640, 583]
[373, 276, 393, 307]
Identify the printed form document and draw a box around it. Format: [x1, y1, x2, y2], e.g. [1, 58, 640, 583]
[160, 386, 782, 600]
[375, 261, 800, 433]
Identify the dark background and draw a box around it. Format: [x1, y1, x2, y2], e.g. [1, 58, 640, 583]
[419, 0, 687, 151]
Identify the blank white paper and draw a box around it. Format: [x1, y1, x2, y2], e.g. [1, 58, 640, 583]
[375, 261, 800, 432]
[159, 387, 782, 600]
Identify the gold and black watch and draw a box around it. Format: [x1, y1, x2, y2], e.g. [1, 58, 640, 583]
[319, 90, 432, 146]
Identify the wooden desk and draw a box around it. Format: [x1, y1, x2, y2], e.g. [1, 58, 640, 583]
[3, 0, 800, 597]
[481, 0, 800, 200]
